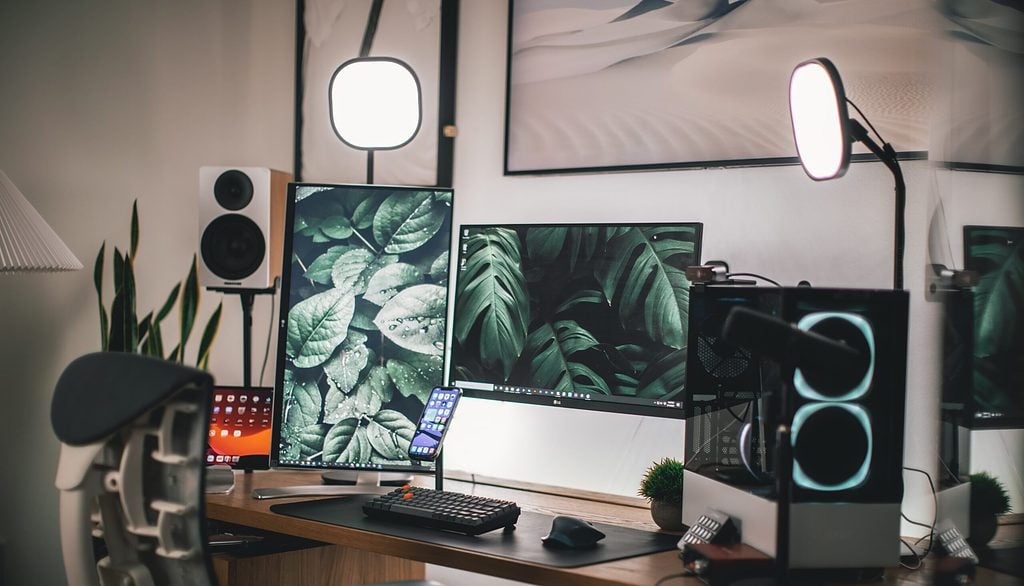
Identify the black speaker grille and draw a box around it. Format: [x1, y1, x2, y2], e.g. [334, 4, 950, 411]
[201, 214, 265, 281]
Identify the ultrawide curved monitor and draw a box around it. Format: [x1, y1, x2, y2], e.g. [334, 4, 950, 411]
[448, 222, 702, 418]
[271, 183, 454, 476]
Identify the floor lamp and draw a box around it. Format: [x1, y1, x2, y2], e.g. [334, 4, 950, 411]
[789, 57, 907, 290]
[0, 169, 82, 274]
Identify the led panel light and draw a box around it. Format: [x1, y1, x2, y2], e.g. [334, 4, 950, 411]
[329, 57, 422, 151]
[789, 59, 852, 181]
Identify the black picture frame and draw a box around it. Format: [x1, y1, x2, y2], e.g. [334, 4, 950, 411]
[294, 0, 459, 187]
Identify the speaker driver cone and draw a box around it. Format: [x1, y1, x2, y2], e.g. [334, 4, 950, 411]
[200, 214, 265, 281]
[213, 170, 254, 211]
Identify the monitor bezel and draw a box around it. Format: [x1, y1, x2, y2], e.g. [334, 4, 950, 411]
[447, 221, 704, 420]
[270, 181, 455, 473]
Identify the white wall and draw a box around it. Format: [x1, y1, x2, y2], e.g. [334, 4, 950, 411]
[0, 2, 294, 585]
[0, 2, 1020, 586]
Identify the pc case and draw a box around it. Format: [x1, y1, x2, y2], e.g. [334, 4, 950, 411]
[683, 286, 909, 569]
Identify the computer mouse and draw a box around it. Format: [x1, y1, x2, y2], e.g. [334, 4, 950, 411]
[542, 515, 606, 549]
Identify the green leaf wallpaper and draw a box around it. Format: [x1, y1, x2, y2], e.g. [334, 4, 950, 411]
[450, 224, 701, 404]
[964, 226, 1024, 421]
[278, 185, 453, 468]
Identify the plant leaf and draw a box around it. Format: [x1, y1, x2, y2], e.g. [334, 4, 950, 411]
[304, 245, 356, 285]
[595, 226, 697, 349]
[452, 228, 530, 378]
[350, 298, 381, 332]
[137, 312, 153, 353]
[374, 284, 447, 355]
[352, 193, 385, 230]
[429, 250, 449, 281]
[129, 200, 139, 262]
[155, 283, 181, 323]
[94, 243, 108, 351]
[385, 358, 434, 404]
[297, 423, 333, 458]
[323, 331, 370, 394]
[367, 409, 416, 461]
[331, 249, 397, 296]
[195, 302, 223, 370]
[284, 371, 323, 428]
[323, 420, 370, 463]
[109, 249, 138, 352]
[324, 368, 389, 425]
[286, 288, 356, 368]
[524, 320, 609, 395]
[635, 349, 687, 399]
[179, 256, 200, 363]
[372, 190, 446, 254]
[364, 262, 423, 306]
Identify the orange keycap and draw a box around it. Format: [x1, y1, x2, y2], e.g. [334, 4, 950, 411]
[403, 492, 414, 500]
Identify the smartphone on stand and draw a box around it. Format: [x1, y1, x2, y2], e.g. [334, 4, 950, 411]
[408, 386, 462, 462]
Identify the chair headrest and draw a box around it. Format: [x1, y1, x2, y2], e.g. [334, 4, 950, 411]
[51, 352, 214, 445]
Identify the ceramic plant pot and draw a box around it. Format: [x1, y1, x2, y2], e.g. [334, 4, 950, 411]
[650, 500, 685, 532]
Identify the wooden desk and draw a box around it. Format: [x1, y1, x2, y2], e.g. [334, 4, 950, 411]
[206, 470, 1020, 586]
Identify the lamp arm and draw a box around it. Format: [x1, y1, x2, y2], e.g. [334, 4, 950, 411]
[848, 119, 906, 290]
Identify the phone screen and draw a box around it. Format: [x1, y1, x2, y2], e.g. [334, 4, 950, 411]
[408, 387, 462, 461]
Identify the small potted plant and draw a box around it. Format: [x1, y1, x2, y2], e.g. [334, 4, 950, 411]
[639, 457, 685, 531]
[969, 472, 1011, 547]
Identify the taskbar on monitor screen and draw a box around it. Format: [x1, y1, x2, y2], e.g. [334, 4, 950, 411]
[453, 380, 685, 412]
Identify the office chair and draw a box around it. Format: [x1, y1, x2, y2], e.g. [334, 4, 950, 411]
[52, 352, 441, 586]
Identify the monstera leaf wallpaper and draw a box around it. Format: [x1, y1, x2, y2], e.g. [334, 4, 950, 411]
[964, 226, 1024, 421]
[278, 185, 453, 467]
[451, 224, 701, 402]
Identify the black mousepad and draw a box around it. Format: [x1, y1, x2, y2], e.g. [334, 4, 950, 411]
[270, 495, 679, 568]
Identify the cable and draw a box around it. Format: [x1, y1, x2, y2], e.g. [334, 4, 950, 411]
[258, 279, 280, 387]
[846, 98, 887, 146]
[902, 466, 939, 562]
[899, 537, 924, 570]
[726, 272, 782, 287]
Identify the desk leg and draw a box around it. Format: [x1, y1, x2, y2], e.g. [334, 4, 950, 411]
[213, 544, 425, 586]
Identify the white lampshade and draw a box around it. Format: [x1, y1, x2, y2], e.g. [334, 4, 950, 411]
[0, 169, 82, 273]
[329, 57, 422, 151]
[789, 58, 851, 181]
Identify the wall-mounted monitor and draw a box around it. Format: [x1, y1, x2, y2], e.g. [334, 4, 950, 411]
[448, 222, 702, 418]
[959, 225, 1024, 429]
[271, 183, 454, 482]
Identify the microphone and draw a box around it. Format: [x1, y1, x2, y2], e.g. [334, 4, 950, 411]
[721, 306, 867, 387]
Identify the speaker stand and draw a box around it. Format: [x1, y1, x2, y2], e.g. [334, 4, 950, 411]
[209, 282, 277, 388]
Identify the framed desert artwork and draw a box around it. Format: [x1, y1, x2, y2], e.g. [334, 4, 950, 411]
[504, 0, 944, 175]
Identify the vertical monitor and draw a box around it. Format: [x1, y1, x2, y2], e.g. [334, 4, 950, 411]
[448, 222, 702, 418]
[962, 225, 1024, 429]
[271, 183, 454, 474]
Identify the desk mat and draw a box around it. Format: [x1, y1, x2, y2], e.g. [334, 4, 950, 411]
[270, 495, 679, 568]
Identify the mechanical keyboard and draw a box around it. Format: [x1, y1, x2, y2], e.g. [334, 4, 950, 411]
[362, 486, 521, 536]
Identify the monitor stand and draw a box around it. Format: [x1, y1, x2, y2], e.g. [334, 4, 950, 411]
[321, 470, 412, 486]
[250, 470, 401, 500]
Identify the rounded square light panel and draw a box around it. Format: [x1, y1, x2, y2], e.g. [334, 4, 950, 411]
[329, 57, 422, 151]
